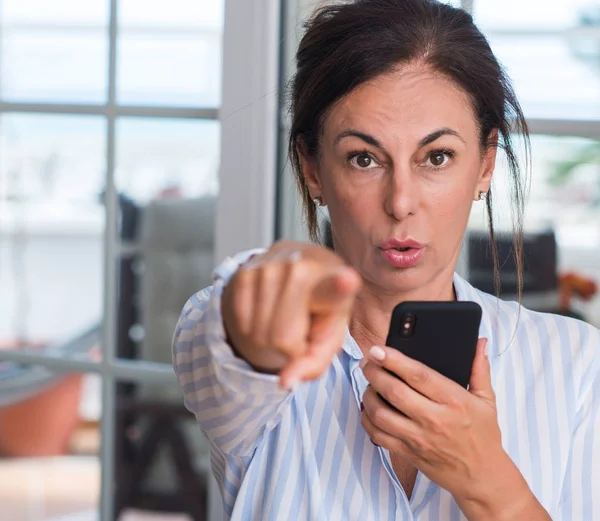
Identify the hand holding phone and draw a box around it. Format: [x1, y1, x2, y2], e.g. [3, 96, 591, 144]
[360, 306, 512, 514]
[384, 301, 482, 390]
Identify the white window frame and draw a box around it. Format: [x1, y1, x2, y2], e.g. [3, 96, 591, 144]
[0, 1, 281, 520]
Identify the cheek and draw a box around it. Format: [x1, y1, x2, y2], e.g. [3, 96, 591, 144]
[322, 164, 378, 223]
[329, 188, 372, 230]
[428, 187, 472, 220]
[424, 175, 477, 252]
[427, 162, 480, 217]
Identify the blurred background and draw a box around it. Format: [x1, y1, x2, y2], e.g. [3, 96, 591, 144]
[0, 0, 598, 520]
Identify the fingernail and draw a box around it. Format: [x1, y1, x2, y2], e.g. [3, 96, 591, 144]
[369, 346, 386, 362]
[359, 357, 367, 369]
[483, 339, 489, 358]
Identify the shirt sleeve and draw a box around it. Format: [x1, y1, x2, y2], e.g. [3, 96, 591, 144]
[172, 248, 295, 457]
[558, 324, 600, 520]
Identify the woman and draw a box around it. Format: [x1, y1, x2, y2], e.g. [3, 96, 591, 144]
[173, 1, 599, 519]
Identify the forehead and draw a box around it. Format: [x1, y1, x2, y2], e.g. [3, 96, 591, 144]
[323, 64, 479, 142]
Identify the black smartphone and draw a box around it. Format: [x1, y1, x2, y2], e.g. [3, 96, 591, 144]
[382, 301, 482, 394]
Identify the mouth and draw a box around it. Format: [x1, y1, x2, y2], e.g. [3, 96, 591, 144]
[380, 246, 425, 269]
[380, 238, 425, 251]
[379, 239, 425, 269]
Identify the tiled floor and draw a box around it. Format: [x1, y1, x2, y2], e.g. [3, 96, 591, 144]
[0, 456, 100, 521]
[0, 456, 191, 521]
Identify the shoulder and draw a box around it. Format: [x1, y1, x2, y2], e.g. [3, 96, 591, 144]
[455, 272, 599, 347]
[455, 273, 600, 397]
[479, 286, 598, 358]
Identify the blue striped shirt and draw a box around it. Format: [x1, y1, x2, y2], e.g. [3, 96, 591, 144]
[172, 249, 600, 520]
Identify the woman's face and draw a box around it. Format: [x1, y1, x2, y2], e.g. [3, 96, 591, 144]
[302, 63, 496, 297]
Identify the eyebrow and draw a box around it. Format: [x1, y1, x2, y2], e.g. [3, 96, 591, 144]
[334, 130, 383, 149]
[419, 128, 466, 147]
[333, 127, 466, 149]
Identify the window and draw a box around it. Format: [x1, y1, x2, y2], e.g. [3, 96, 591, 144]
[0, 0, 223, 353]
[470, 0, 600, 321]
[1, 0, 109, 103]
[117, 0, 223, 106]
[473, 1, 600, 119]
[0, 1, 227, 520]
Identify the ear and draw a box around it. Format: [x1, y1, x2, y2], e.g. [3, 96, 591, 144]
[296, 136, 323, 199]
[475, 129, 498, 198]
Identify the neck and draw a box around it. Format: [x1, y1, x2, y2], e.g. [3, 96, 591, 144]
[349, 268, 456, 356]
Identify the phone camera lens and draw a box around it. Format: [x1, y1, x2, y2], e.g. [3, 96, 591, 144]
[400, 313, 416, 337]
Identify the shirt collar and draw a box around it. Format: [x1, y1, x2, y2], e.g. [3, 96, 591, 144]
[341, 272, 493, 360]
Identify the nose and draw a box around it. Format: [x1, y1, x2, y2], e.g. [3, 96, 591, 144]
[383, 164, 418, 221]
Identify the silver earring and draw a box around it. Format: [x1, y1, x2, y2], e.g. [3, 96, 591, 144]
[313, 196, 324, 207]
[478, 191, 487, 201]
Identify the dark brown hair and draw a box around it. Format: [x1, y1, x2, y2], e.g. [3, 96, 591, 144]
[287, 0, 530, 297]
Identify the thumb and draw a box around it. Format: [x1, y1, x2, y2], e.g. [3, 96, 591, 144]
[469, 338, 495, 404]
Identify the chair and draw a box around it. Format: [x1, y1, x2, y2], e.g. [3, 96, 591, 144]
[113, 195, 215, 521]
[467, 229, 562, 313]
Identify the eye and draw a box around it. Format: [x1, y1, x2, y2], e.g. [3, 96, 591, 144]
[425, 150, 453, 168]
[349, 153, 379, 170]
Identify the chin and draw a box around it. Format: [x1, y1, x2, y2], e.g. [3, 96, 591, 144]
[388, 268, 429, 292]
[369, 264, 429, 295]
[356, 251, 445, 295]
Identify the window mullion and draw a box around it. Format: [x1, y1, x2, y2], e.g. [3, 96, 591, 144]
[99, 0, 119, 519]
[0, 101, 219, 119]
[527, 118, 600, 139]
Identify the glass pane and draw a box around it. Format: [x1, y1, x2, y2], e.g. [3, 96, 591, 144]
[0, 114, 105, 355]
[469, 135, 600, 236]
[1, 0, 108, 24]
[116, 118, 219, 201]
[0, 370, 101, 521]
[474, 0, 594, 31]
[115, 118, 219, 363]
[116, 0, 224, 107]
[0, 0, 109, 103]
[474, 1, 600, 119]
[468, 134, 600, 323]
[119, 0, 223, 27]
[487, 34, 600, 120]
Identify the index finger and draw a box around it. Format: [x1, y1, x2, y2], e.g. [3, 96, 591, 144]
[368, 345, 464, 403]
[278, 313, 348, 389]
